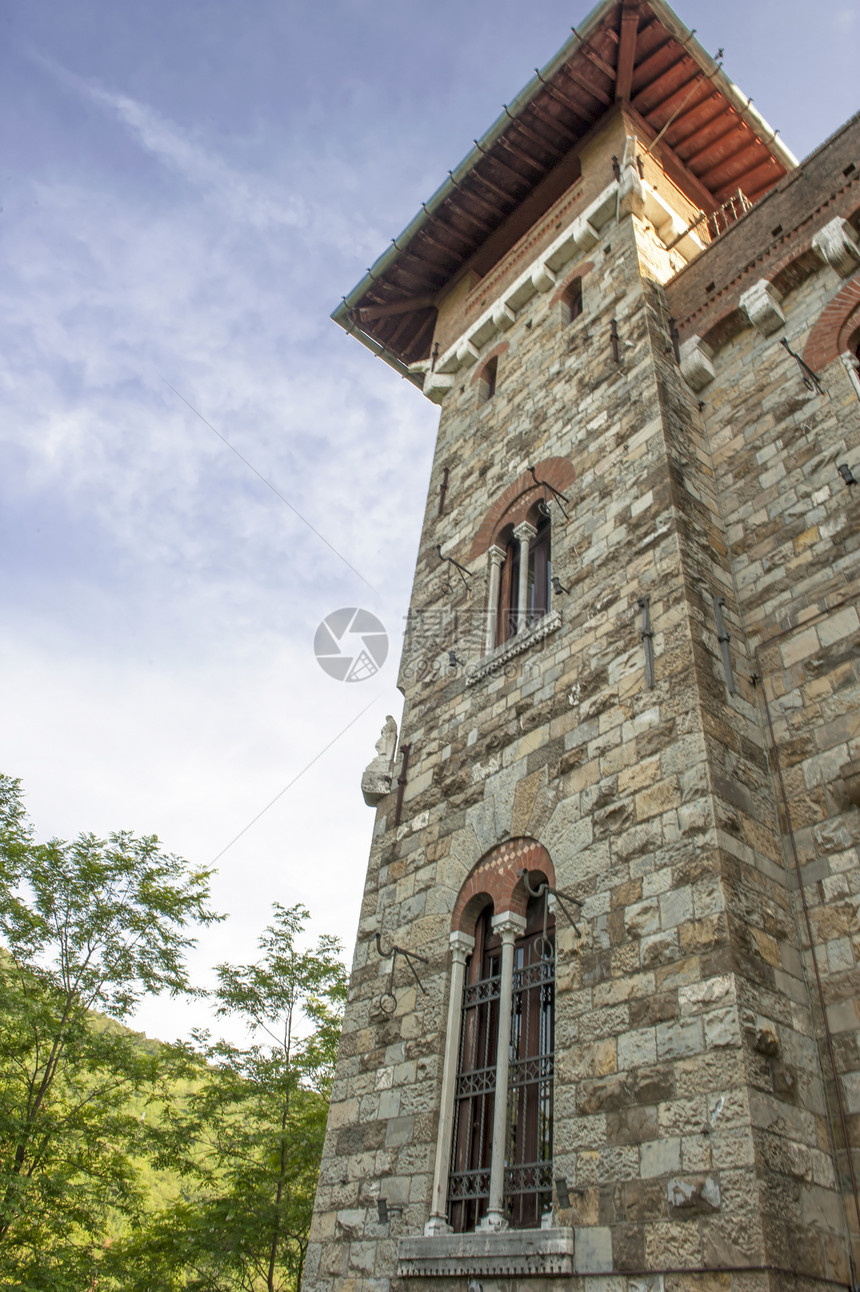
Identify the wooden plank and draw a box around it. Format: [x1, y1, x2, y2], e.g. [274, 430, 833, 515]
[615, 2, 639, 102]
[668, 97, 727, 148]
[562, 61, 612, 107]
[633, 51, 695, 113]
[643, 68, 707, 124]
[697, 136, 762, 184]
[356, 294, 439, 323]
[537, 76, 593, 130]
[528, 95, 581, 144]
[470, 164, 519, 205]
[683, 121, 747, 172]
[630, 37, 682, 97]
[714, 157, 782, 203]
[509, 111, 566, 162]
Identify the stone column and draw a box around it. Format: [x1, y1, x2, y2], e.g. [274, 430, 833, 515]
[424, 930, 475, 1236]
[513, 522, 537, 633]
[479, 911, 526, 1233]
[484, 545, 505, 653]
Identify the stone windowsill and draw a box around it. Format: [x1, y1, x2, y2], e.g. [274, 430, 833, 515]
[466, 609, 561, 686]
[398, 1227, 574, 1278]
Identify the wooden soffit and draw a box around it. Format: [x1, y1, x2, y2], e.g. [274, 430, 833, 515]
[333, 0, 796, 372]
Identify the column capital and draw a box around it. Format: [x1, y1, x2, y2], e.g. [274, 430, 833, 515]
[449, 930, 475, 962]
[513, 521, 538, 543]
[487, 544, 506, 567]
[492, 911, 527, 942]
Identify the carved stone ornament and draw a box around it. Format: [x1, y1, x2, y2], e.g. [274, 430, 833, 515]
[811, 217, 860, 279]
[679, 335, 715, 392]
[361, 715, 398, 806]
[617, 136, 646, 220]
[739, 279, 785, 337]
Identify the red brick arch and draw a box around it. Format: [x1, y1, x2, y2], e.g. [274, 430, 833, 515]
[468, 340, 511, 386]
[802, 273, 860, 373]
[468, 456, 576, 562]
[451, 839, 555, 934]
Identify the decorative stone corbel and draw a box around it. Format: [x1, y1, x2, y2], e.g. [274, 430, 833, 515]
[456, 338, 480, 368]
[811, 217, 860, 279]
[361, 715, 398, 806]
[531, 262, 556, 294]
[423, 371, 456, 405]
[679, 335, 715, 392]
[492, 301, 516, 332]
[739, 279, 785, 337]
[617, 136, 646, 220]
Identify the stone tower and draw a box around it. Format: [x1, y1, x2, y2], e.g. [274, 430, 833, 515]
[304, 1, 860, 1288]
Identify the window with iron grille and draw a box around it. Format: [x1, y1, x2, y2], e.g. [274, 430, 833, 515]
[447, 893, 554, 1231]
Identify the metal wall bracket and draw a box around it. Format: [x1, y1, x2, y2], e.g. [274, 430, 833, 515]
[436, 544, 472, 591]
[520, 870, 583, 947]
[780, 337, 825, 396]
[375, 931, 429, 1013]
[528, 465, 569, 520]
[711, 594, 736, 696]
[637, 595, 655, 689]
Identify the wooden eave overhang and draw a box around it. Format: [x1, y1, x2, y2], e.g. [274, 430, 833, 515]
[332, 0, 797, 377]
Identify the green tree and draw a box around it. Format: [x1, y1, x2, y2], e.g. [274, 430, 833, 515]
[115, 903, 346, 1292]
[0, 774, 220, 1290]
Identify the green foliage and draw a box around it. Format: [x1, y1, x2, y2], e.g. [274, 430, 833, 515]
[0, 774, 220, 1290]
[112, 903, 346, 1292]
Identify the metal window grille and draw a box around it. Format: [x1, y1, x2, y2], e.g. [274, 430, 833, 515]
[448, 896, 554, 1232]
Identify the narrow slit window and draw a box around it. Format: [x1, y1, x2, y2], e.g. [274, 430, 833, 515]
[563, 278, 583, 325]
[479, 356, 498, 403]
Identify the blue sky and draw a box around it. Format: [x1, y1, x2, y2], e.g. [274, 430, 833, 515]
[1, 0, 856, 1042]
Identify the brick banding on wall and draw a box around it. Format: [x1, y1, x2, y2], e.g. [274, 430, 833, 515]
[802, 272, 860, 372]
[451, 839, 555, 933]
[549, 261, 595, 309]
[469, 456, 576, 561]
[468, 341, 510, 384]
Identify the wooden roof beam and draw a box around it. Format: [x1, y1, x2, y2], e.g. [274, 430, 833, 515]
[669, 97, 730, 148]
[536, 76, 593, 130]
[439, 200, 493, 238]
[644, 68, 707, 124]
[456, 181, 508, 221]
[635, 58, 700, 117]
[631, 38, 685, 98]
[385, 307, 428, 353]
[684, 121, 749, 172]
[576, 41, 616, 84]
[561, 62, 612, 107]
[615, 2, 639, 101]
[355, 294, 438, 323]
[414, 223, 470, 258]
[699, 138, 767, 186]
[497, 133, 546, 174]
[712, 156, 781, 200]
[527, 96, 581, 144]
[507, 110, 567, 162]
[470, 164, 520, 205]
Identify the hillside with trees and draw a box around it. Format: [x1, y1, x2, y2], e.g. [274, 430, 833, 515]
[0, 774, 345, 1292]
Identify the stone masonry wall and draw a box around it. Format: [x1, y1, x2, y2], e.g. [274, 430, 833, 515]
[303, 122, 859, 1292]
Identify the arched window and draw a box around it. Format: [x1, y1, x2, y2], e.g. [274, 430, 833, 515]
[563, 276, 583, 325]
[478, 355, 498, 403]
[447, 882, 555, 1232]
[448, 905, 499, 1233]
[493, 514, 552, 648]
